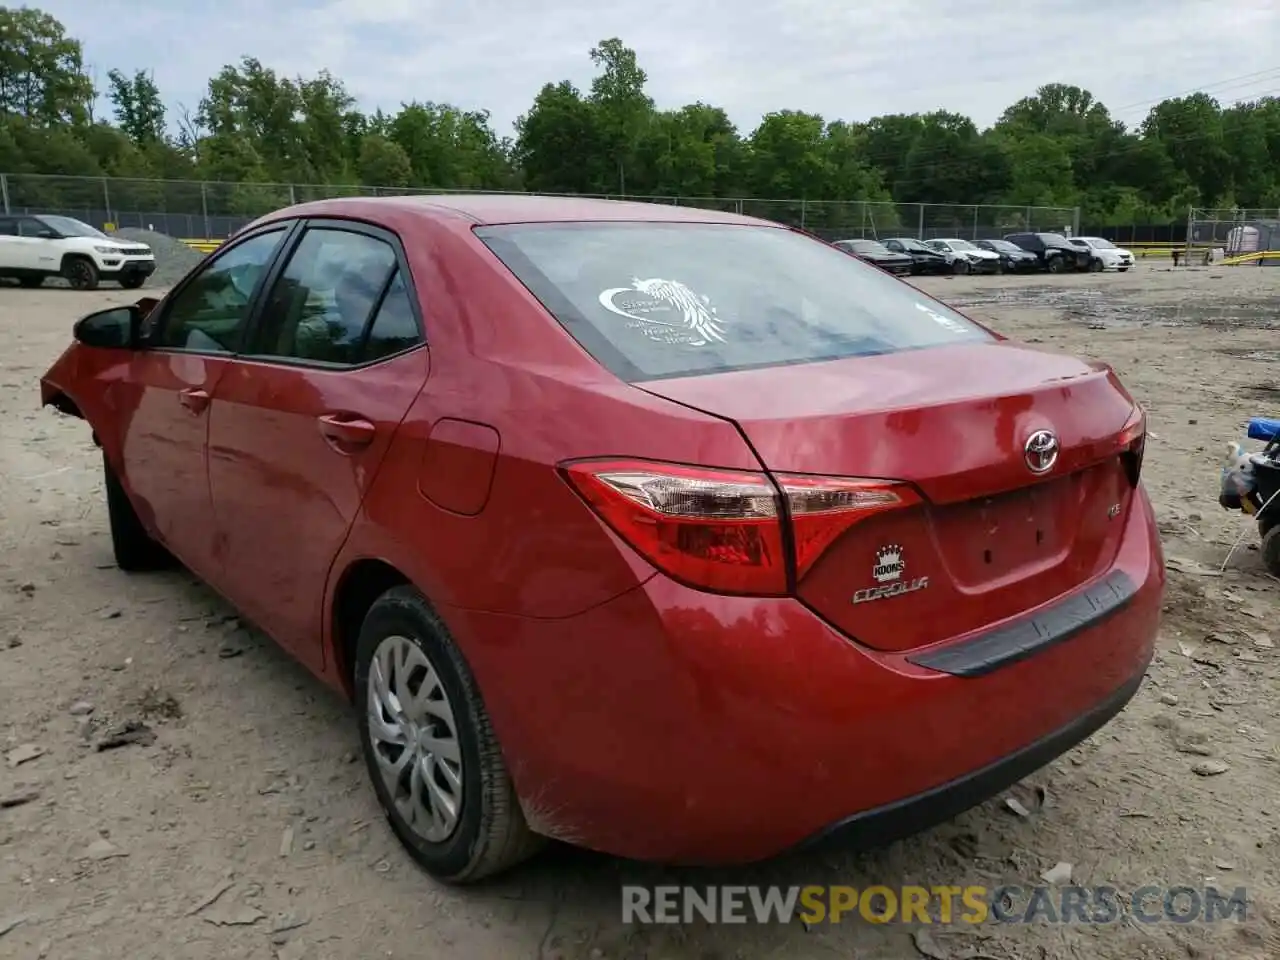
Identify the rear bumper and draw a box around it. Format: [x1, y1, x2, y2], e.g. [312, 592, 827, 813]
[450, 486, 1163, 865]
[798, 661, 1145, 853]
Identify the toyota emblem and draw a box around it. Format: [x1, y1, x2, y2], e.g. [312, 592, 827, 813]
[1024, 430, 1059, 474]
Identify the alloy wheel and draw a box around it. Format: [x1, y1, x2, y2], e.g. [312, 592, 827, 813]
[66, 260, 95, 290]
[366, 634, 464, 843]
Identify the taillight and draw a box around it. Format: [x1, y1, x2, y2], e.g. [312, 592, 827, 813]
[560, 459, 917, 596]
[773, 472, 920, 579]
[1118, 407, 1146, 487]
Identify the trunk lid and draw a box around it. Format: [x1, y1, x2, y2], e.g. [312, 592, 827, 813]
[639, 341, 1140, 652]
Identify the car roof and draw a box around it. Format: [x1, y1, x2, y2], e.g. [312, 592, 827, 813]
[264, 193, 771, 227]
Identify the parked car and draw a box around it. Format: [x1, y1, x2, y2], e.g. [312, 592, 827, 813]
[0, 214, 156, 290]
[973, 239, 1042, 273]
[1068, 237, 1135, 272]
[1003, 232, 1092, 273]
[40, 195, 1162, 883]
[926, 238, 1002, 274]
[882, 237, 953, 275]
[832, 238, 914, 275]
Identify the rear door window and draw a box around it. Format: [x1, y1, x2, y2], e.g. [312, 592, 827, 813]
[477, 222, 990, 382]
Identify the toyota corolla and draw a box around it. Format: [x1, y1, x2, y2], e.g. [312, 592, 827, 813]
[39, 195, 1163, 882]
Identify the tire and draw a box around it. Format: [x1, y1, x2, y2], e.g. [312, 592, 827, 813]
[62, 256, 99, 291]
[354, 586, 544, 883]
[103, 452, 175, 571]
[1047, 256, 1067, 274]
[1089, 258, 1104, 273]
[1118, 266, 1130, 272]
[953, 259, 970, 275]
[18, 275, 44, 288]
[119, 274, 146, 290]
[1262, 526, 1280, 578]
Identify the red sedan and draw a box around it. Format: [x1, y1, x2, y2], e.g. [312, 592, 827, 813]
[40, 195, 1163, 882]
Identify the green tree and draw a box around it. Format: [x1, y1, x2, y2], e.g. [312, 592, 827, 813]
[587, 38, 654, 193]
[107, 68, 166, 145]
[5, 11, 1280, 234]
[0, 6, 94, 125]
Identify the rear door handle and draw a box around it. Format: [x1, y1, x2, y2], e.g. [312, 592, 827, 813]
[317, 414, 376, 449]
[178, 388, 210, 414]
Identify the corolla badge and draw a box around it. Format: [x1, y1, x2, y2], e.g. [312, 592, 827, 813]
[853, 544, 929, 605]
[1024, 429, 1060, 474]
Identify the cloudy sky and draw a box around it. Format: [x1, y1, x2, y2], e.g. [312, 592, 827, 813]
[34, 0, 1280, 136]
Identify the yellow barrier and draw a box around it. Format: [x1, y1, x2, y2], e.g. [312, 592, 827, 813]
[182, 239, 223, 253]
[1219, 250, 1280, 266]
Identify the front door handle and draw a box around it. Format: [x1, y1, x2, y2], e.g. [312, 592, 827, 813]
[179, 388, 210, 414]
[317, 414, 376, 449]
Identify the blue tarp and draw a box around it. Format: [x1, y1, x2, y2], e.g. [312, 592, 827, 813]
[1248, 417, 1279, 442]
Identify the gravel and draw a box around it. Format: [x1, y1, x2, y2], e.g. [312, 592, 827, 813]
[111, 228, 206, 287]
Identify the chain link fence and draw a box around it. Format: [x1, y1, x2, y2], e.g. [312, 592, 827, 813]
[0, 172, 1079, 243]
[1188, 207, 1280, 255]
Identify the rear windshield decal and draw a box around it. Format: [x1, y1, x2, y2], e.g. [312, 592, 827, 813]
[914, 301, 971, 335]
[598, 278, 727, 347]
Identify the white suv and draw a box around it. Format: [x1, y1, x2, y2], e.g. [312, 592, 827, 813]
[0, 214, 156, 290]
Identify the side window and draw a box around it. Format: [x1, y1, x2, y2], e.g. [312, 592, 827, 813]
[149, 229, 287, 353]
[18, 218, 47, 238]
[362, 270, 423, 363]
[248, 228, 397, 365]
[0, 217, 17, 236]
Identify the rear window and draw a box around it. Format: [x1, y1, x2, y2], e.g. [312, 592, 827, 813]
[476, 222, 992, 381]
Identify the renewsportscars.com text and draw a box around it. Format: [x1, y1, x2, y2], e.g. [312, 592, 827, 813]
[621, 885, 1248, 925]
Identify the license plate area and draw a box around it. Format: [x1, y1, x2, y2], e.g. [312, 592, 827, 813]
[931, 477, 1074, 585]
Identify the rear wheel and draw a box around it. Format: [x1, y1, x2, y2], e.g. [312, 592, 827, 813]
[62, 256, 99, 291]
[103, 453, 175, 571]
[354, 586, 544, 883]
[1048, 256, 1068, 274]
[18, 275, 44, 289]
[1262, 526, 1280, 577]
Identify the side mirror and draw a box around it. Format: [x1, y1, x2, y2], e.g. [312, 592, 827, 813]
[35, 228, 57, 240]
[73, 305, 141, 349]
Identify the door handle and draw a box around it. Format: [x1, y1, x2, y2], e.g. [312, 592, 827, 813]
[317, 414, 376, 449]
[178, 388, 210, 414]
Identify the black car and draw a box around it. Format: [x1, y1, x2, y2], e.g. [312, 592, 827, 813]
[1003, 232, 1091, 273]
[882, 237, 952, 275]
[831, 238, 915, 275]
[974, 238, 1042, 273]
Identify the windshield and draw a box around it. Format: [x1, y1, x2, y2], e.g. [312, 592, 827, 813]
[1084, 237, 1116, 249]
[38, 215, 109, 240]
[1037, 233, 1070, 245]
[983, 240, 1018, 253]
[478, 222, 991, 382]
[894, 238, 931, 253]
[945, 239, 977, 251]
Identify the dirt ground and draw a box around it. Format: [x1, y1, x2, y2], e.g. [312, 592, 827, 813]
[2, 265, 1279, 960]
